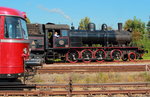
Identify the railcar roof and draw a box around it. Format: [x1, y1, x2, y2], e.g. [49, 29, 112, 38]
[0, 7, 24, 18]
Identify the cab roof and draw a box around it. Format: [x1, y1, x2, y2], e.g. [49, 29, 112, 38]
[0, 7, 25, 18]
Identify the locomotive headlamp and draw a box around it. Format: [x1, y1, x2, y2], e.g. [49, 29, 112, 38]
[23, 48, 28, 54]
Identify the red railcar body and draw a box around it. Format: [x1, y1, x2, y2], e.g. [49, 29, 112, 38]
[0, 7, 29, 78]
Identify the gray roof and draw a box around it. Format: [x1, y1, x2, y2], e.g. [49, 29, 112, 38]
[45, 24, 70, 30]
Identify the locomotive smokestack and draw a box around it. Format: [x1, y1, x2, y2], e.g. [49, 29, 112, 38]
[118, 23, 122, 31]
[88, 23, 96, 31]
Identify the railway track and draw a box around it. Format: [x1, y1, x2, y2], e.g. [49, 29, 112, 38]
[37, 64, 150, 73]
[0, 82, 150, 96]
[52, 60, 150, 65]
[1, 82, 150, 89]
[0, 89, 150, 96]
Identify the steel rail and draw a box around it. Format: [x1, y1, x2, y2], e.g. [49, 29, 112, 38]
[35, 82, 150, 88]
[0, 89, 150, 96]
[1, 82, 150, 89]
[37, 64, 150, 73]
[51, 60, 150, 65]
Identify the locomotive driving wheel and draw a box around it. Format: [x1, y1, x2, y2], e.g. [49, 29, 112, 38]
[110, 49, 122, 61]
[94, 49, 106, 62]
[80, 49, 93, 63]
[66, 50, 79, 63]
[128, 52, 136, 61]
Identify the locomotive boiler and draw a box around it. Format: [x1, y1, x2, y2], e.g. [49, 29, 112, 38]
[27, 23, 145, 63]
[69, 23, 131, 47]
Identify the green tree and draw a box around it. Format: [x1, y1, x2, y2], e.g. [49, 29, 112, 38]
[107, 26, 113, 30]
[124, 19, 133, 31]
[79, 17, 90, 30]
[147, 21, 150, 34]
[124, 17, 145, 44]
[124, 17, 150, 59]
[26, 17, 31, 23]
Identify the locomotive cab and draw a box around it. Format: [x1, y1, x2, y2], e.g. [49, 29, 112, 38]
[44, 24, 70, 49]
[53, 30, 69, 48]
[0, 7, 29, 79]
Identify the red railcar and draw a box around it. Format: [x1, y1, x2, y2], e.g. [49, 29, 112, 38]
[0, 7, 29, 79]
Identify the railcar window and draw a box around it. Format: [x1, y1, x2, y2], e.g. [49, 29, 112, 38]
[61, 30, 68, 36]
[5, 16, 28, 39]
[21, 19, 28, 39]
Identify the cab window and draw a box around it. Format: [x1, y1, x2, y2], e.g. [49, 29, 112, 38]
[61, 30, 68, 37]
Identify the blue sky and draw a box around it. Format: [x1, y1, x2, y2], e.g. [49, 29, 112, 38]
[1, 0, 150, 29]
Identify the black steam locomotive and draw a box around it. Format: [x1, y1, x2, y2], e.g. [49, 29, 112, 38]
[27, 23, 145, 63]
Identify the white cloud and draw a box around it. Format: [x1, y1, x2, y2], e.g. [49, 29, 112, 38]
[38, 5, 72, 22]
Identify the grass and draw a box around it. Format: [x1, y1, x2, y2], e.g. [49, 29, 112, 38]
[143, 49, 150, 60]
[28, 72, 150, 84]
[26, 72, 150, 97]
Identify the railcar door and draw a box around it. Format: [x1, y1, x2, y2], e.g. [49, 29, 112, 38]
[53, 30, 69, 48]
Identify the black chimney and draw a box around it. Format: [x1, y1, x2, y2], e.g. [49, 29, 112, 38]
[88, 23, 96, 31]
[118, 23, 122, 31]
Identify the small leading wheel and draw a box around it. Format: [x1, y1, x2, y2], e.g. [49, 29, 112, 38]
[110, 49, 122, 61]
[94, 49, 106, 62]
[66, 50, 79, 63]
[128, 52, 136, 61]
[80, 49, 93, 63]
